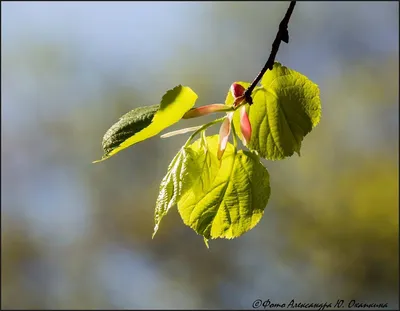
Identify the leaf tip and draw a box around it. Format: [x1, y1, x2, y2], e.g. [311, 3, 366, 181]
[93, 152, 112, 163]
[152, 225, 159, 239]
[203, 237, 210, 249]
[92, 158, 105, 164]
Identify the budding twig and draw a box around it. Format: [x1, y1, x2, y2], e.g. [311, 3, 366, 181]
[244, 1, 296, 105]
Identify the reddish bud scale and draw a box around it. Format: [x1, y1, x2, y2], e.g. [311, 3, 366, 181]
[230, 83, 246, 99]
[240, 106, 252, 146]
[230, 83, 246, 108]
[217, 112, 234, 160]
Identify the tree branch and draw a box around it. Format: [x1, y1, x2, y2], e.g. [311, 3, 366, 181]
[244, 1, 296, 105]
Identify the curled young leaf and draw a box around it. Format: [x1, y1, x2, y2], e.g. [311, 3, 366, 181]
[153, 148, 192, 238]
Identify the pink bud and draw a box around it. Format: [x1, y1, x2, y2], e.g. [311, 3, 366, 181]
[240, 106, 252, 146]
[230, 83, 246, 108]
[183, 104, 229, 119]
[230, 83, 246, 99]
[217, 112, 233, 160]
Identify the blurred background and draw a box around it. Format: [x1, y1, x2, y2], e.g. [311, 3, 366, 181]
[1, 1, 399, 309]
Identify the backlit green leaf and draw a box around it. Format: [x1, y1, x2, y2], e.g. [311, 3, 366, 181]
[225, 62, 321, 160]
[153, 148, 191, 238]
[94, 85, 198, 162]
[177, 135, 270, 240]
[96, 105, 159, 162]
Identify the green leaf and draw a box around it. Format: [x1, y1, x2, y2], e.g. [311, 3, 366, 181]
[225, 62, 321, 160]
[177, 135, 271, 240]
[153, 148, 191, 238]
[95, 105, 160, 163]
[94, 85, 198, 162]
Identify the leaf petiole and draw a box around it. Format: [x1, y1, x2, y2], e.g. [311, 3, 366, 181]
[160, 125, 204, 138]
[184, 117, 226, 147]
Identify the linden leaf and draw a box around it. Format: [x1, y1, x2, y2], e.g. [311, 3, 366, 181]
[153, 148, 191, 238]
[94, 85, 198, 162]
[225, 62, 321, 160]
[178, 135, 271, 240]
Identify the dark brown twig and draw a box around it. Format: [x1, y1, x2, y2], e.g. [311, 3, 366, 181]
[244, 1, 296, 105]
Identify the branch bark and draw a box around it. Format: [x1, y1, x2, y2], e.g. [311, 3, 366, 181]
[244, 1, 296, 105]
